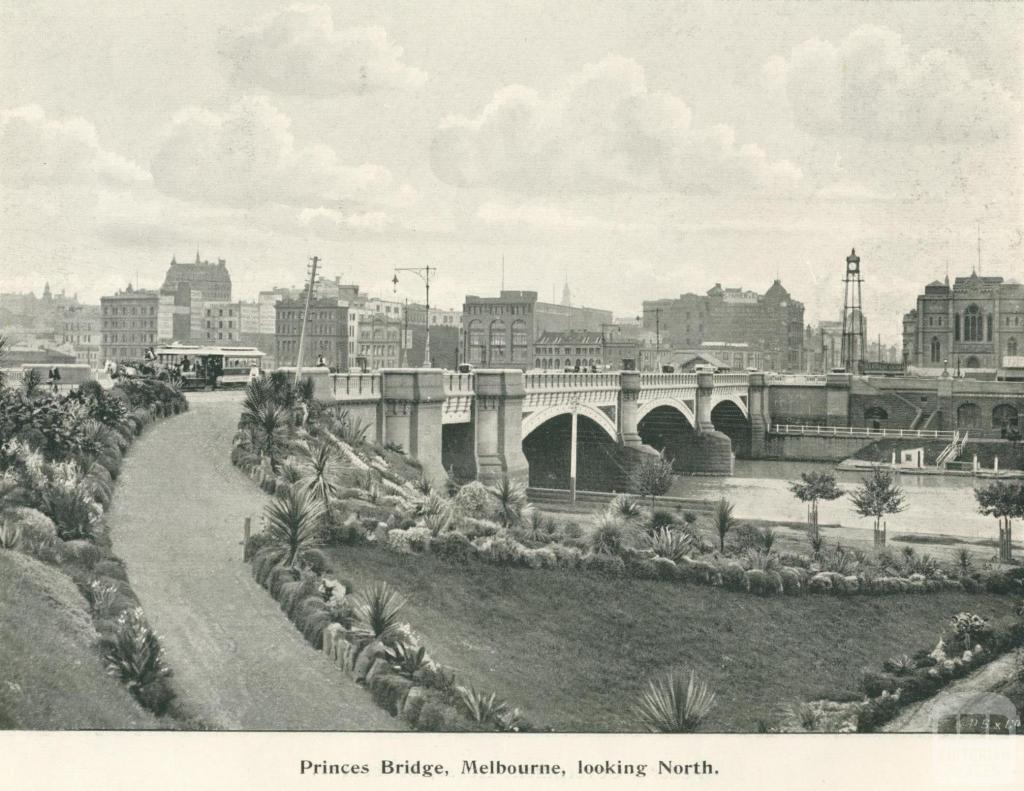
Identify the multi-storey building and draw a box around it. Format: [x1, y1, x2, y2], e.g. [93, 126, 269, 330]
[274, 298, 348, 371]
[160, 253, 232, 302]
[202, 301, 243, 343]
[642, 279, 805, 372]
[533, 330, 639, 371]
[100, 286, 161, 362]
[60, 304, 102, 368]
[354, 312, 402, 371]
[462, 290, 613, 370]
[404, 303, 463, 368]
[902, 272, 1024, 370]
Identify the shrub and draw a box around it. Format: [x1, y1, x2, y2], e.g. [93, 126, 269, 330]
[642, 527, 693, 563]
[452, 481, 493, 519]
[455, 516, 501, 540]
[6, 508, 57, 545]
[0, 521, 22, 550]
[635, 670, 716, 733]
[62, 539, 101, 569]
[650, 556, 680, 580]
[608, 494, 644, 526]
[778, 567, 803, 595]
[856, 693, 902, 733]
[648, 509, 676, 531]
[677, 557, 722, 586]
[720, 562, 748, 592]
[457, 684, 511, 728]
[581, 553, 626, 577]
[371, 673, 413, 717]
[551, 543, 583, 569]
[431, 531, 476, 564]
[386, 530, 414, 554]
[860, 670, 900, 698]
[102, 607, 174, 714]
[589, 514, 635, 556]
[93, 558, 129, 581]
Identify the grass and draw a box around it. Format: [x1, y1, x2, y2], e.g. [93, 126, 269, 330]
[325, 543, 1021, 732]
[0, 551, 161, 729]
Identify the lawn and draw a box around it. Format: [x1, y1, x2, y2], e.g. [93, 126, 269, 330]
[326, 544, 1021, 732]
[0, 551, 161, 729]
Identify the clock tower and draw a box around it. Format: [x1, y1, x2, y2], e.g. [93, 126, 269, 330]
[841, 248, 866, 374]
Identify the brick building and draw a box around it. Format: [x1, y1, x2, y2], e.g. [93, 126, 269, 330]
[160, 253, 232, 302]
[462, 290, 613, 370]
[100, 286, 161, 362]
[642, 280, 804, 372]
[61, 304, 102, 368]
[902, 272, 1024, 371]
[274, 298, 348, 371]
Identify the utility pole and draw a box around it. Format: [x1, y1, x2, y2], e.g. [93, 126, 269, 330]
[393, 265, 436, 368]
[569, 395, 579, 503]
[295, 255, 319, 384]
[638, 308, 662, 371]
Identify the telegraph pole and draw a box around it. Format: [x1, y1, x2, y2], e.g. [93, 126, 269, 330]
[294, 255, 319, 384]
[569, 396, 579, 503]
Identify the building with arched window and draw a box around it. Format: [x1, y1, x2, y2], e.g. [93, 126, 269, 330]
[902, 272, 1024, 371]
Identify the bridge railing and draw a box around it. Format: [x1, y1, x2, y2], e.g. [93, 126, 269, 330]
[639, 372, 697, 387]
[330, 372, 382, 400]
[524, 371, 621, 392]
[769, 423, 957, 440]
[443, 372, 475, 395]
[767, 374, 827, 386]
[712, 372, 751, 387]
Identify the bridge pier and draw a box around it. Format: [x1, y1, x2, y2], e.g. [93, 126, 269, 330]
[694, 370, 735, 474]
[748, 372, 770, 459]
[470, 369, 530, 485]
[618, 371, 656, 453]
[826, 372, 851, 427]
[380, 369, 446, 485]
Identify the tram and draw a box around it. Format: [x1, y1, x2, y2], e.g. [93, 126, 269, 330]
[152, 344, 265, 391]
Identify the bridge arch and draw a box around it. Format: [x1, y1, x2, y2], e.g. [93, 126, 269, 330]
[710, 398, 750, 458]
[710, 393, 748, 419]
[521, 403, 619, 442]
[636, 397, 697, 429]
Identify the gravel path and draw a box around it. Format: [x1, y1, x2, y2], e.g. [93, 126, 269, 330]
[106, 392, 401, 730]
[884, 650, 1021, 733]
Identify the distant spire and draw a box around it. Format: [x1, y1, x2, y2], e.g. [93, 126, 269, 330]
[171, 253, 177, 264]
[196, 250, 201, 264]
[976, 221, 981, 276]
[561, 269, 571, 306]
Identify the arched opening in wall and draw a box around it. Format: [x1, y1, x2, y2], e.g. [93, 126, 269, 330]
[957, 403, 982, 430]
[711, 400, 750, 457]
[963, 304, 983, 342]
[467, 320, 484, 365]
[522, 413, 626, 491]
[637, 405, 696, 473]
[930, 336, 941, 364]
[992, 404, 1020, 432]
[441, 423, 476, 483]
[488, 319, 507, 365]
[1008, 337, 1018, 357]
[965, 356, 981, 369]
[864, 406, 888, 430]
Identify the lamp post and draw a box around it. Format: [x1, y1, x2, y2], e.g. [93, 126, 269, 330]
[392, 266, 436, 368]
[600, 322, 618, 371]
[294, 255, 320, 384]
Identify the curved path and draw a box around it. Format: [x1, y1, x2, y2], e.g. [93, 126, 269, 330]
[107, 392, 400, 730]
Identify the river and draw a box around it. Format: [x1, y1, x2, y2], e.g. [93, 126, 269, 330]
[668, 460, 994, 541]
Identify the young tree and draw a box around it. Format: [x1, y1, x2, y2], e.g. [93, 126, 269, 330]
[713, 497, 738, 552]
[788, 471, 844, 543]
[849, 467, 907, 547]
[975, 481, 1022, 563]
[630, 450, 675, 505]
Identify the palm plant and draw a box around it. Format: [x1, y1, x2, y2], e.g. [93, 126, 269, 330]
[589, 512, 635, 555]
[385, 642, 429, 679]
[352, 582, 407, 645]
[488, 476, 532, 528]
[457, 684, 511, 727]
[712, 498, 737, 552]
[261, 488, 325, 568]
[241, 403, 291, 471]
[635, 670, 716, 733]
[520, 509, 555, 543]
[297, 438, 344, 517]
[103, 608, 171, 701]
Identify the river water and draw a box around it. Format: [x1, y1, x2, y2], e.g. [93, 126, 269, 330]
[668, 460, 993, 540]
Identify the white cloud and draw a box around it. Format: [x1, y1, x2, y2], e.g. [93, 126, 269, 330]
[228, 4, 426, 95]
[777, 26, 1020, 142]
[150, 95, 396, 207]
[431, 56, 802, 195]
[477, 201, 650, 233]
[0, 106, 149, 188]
[815, 180, 889, 202]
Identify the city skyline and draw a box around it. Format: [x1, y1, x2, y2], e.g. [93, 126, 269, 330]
[2, 1, 1022, 345]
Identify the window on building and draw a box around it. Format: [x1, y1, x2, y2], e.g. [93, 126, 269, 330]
[930, 336, 941, 363]
[1008, 337, 1018, 357]
[489, 320, 507, 362]
[963, 304, 983, 342]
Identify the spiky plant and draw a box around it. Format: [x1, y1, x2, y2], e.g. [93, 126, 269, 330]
[642, 527, 693, 563]
[488, 476, 532, 528]
[88, 580, 119, 616]
[744, 548, 779, 571]
[888, 655, 916, 676]
[713, 498, 737, 552]
[608, 494, 643, 526]
[784, 701, 821, 732]
[22, 368, 42, 397]
[241, 403, 291, 470]
[412, 476, 433, 496]
[103, 607, 171, 699]
[457, 684, 511, 727]
[955, 547, 973, 576]
[0, 521, 22, 550]
[589, 513, 635, 556]
[352, 582, 407, 645]
[385, 642, 429, 679]
[262, 488, 325, 568]
[635, 670, 716, 733]
[520, 509, 555, 543]
[297, 439, 344, 517]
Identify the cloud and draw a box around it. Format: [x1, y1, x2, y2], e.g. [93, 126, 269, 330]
[228, 4, 426, 95]
[431, 55, 802, 195]
[0, 106, 149, 188]
[777, 25, 1020, 142]
[477, 201, 650, 233]
[815, 180, 889, 202]
[150, 95, 396, 207]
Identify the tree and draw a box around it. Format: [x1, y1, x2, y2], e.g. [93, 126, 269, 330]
[975, 481, 1022, 563]
[297, 437, 343, 522]
[788, 471, 844, 543]
[488, 475, 532, 528]
[849, 467, 907, 547]
[712, 497, 737, 552]
[630, 450, 675, 505]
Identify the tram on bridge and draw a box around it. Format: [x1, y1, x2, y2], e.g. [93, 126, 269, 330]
[152, 344, 264, 391]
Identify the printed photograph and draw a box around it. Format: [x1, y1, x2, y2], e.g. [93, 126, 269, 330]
[1, 0, 1022, 742]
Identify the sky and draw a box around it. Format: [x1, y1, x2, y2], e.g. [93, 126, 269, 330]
[1, 0, 1021, 343]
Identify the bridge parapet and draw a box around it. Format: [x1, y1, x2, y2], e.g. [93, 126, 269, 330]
[329, 372, 382, 400]
[767, 373, 827, 386]
[442, 372, 474, 424]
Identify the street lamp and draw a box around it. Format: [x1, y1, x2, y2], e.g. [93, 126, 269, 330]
[392, 265, 436, 368]
[600, 322, 618, 370]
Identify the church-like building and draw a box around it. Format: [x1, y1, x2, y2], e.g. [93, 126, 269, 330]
[902, 272, 1024, 370]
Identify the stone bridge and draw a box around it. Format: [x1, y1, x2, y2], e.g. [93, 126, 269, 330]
[304, 368, 752, 486]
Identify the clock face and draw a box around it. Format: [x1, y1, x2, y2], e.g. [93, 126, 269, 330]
[847, 261, 859, 273]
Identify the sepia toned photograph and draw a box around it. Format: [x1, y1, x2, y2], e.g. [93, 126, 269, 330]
[1, 1, 1022, 782]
